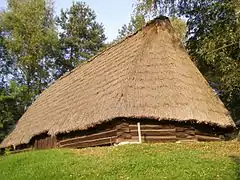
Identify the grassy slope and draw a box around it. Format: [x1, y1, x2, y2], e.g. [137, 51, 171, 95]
[0, 142, 240, 180]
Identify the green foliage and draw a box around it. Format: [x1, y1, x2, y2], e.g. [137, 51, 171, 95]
[118, 14, 146, 39]
[135, 0, 178, 17]
[3, 147, 11, 156]
[136, 0, 240, 121]
[117, 6, 186, 43]
[0, 0, 107, 142]
[0, 24, 17, 87]
[0, 0, 58, 141]
[55, 1, 106, 77]
[0, 81, 30, 142]
[181, 0, 240, 121]
[170, 17, 187, 42]
[0, 143, 240, 179]
[1, 0, 58, 94]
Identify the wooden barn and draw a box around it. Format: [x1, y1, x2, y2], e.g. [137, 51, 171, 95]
[0, 16, 236, 151]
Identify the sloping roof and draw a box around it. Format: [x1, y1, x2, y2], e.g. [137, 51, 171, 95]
[1, 16, 235, 148]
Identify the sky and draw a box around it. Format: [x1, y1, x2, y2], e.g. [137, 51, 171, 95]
[0, 0, 137, 41]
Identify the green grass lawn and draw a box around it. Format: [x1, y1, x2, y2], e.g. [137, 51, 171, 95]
[0, 142, 240, 180]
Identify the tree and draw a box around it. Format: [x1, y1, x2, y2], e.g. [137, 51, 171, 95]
[135, 0, 178, 17]
[170, 17, 186, 42]
[1, 0, 58, 96]
[117, 6, 186, 42]
[135, 0, 240, 121]
[0, 25, 12, 88]
[118, 14, 146, 39]
[55, 2, 106, 77]
[0, 81, 30, 142]
[182, 1, 240, 121]
[0, 0, 58, 141]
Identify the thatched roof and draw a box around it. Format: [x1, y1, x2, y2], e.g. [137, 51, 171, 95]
[1, 16, 235, 148]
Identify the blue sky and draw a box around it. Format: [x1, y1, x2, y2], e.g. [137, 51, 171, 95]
[0, 0, 136, 41]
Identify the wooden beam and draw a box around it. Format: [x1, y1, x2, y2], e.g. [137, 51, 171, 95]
[129, 124, 167, 130]
[131, 135, 177, 142]
[59, 129, 117, 145]
[60, 136, 117, 148]
[130, 129, 176, 136]
[196, 135, 221, 141]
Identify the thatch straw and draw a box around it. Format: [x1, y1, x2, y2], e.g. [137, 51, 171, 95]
[0, 16, 235, 148]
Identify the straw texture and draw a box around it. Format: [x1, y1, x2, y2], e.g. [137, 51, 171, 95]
[0, 17, 235, 148]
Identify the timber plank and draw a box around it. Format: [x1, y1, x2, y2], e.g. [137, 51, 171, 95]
[129, 124, 165, 130]
[59, 129, 117, 145]
[116, 132, 132, 139]
[196, 135, 221, 141]
[176, 127, 189, 132]
[116, 123, 129, 129]
[145, 139, 176, 143]
[176, 132, 188, 138]
[60, 136, 117, 148]
[131, 135, 177, 141]
[195, 130, 218, 137]
[130, 129, 176, 136]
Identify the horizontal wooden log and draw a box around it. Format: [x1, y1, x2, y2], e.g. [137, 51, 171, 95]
[59, 129, 117, 146]
[116, 137, 139, 143]
[131, 135, 177, 142]
[60, 136, 117, 148]
[75, 137, 115, 148]
[176, 139, 198, 143]
[196, 135, 221, 141]
[129, 124, 173, 130]
[186, 135, 196, 139]
[195, 130, 218, 137]
[116, 132, 132, 139]
[116, 123, 129, 129]
[117, 127, 130, 133]
[141, 129, 176, 132]
[143, 135, 177, 140]
[177, 135, 196, 141]
[176, 132, 188, 138]
[116, 123, 130, 136]
[184, 130, 195, 136]
[116, 139, 140, 143]
[130, 129, 176, 137]
[145, 139, 177, 143]
[176, 127, 189, 132]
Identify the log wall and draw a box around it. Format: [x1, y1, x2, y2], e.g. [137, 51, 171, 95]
[58, 129, 117, 148]
[31, 119, 227, 150]
[56, 120, 222, 149]
[115, 121, 222, 143]
[33, 135, 57, 149]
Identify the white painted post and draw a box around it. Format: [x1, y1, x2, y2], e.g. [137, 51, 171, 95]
[137, 122, 142, 143]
